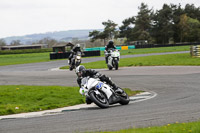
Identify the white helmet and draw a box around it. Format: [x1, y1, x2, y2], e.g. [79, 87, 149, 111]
[76, 44, 80, 47]
[75, 65, 86, 77]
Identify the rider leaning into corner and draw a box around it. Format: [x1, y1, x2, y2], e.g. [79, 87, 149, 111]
[75, 65, 124, 104]
[68, 44, 82, 64]
[104, 40, 116, 64]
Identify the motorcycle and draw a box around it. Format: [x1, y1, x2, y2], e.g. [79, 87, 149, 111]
[69, 51, 82, 71]
[105, 49, 120, 70]
[79, 76, 129, 108]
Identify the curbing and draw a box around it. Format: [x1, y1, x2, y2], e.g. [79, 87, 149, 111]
[0, 91, 157, 120]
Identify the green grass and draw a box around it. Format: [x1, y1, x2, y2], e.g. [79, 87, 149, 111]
[0, 85, 139, 116]
[0, 48, 52, 55]
[0, 52, 51, 66]
[0, 46, 190, 66]
[123, 89, 143, 96]
[61, 53, 200, 69]
[100, 45, 189, 56]
[98, 121, 200, 133]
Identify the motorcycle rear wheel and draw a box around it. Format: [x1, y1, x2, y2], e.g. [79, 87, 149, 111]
[118, 89, 130, 105]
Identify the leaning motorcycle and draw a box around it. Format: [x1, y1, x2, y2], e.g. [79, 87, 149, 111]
[69, 51, 82, 71]
[79, 77, 129, 108]
[105, 49, 120, 70]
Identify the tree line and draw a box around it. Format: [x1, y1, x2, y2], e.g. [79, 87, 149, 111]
[1, 3, 200, 48]
[89, 3, 200, 45]
[0, 38, 59, 48]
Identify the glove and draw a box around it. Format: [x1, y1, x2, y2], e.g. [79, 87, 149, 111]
[99, 74, 112, 81]
[99, 74, 106, 80]
[95, 73, 102, 78]
[104, 50, 108, 56]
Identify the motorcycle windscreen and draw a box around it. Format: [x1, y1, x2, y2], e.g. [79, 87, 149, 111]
[81, 78, 88, 86]
[77, 52, 82, 56]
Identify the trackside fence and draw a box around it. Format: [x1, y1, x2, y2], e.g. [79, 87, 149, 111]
[50, 50, 100, 60]
[190, 45, 200, 57]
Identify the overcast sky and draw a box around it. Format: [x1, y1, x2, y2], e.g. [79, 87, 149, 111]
[0, 0, 199, 38]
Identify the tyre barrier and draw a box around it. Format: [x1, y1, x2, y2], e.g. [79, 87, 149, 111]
[83, 42, 200, 51]
[190, 45, 200, 57]
[50, 50, 101, 60]
[84, 45, 135, 51]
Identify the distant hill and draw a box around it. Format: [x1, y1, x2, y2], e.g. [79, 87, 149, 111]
[2, 29, 103, 45]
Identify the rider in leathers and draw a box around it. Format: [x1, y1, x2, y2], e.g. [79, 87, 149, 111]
[75, 65, 123, 104]
[105, 40, 116, 64]
[68, 44, 82, 64]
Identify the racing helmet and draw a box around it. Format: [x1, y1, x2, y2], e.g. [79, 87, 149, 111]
[75, 65, 86, 77]
[108, 40, 114, 45]
[76, 44, 80, 48]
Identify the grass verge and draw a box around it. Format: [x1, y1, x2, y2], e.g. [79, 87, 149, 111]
[119, 53, 200, 66]
[102, 45, 190, 56]
[98, 121, 200, 133]
[0, 85, 140, 116]
[61, 53, 200, 69]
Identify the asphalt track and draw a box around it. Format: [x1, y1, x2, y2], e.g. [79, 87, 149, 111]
[1, 51, 200, 133]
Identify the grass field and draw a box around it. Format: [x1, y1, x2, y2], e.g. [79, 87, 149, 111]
[98, 121, 200, 133]
[61, 53, 200, 69]
[0, 85, 139, 116]
[0, 46, 190, 66]
[103, 45, 189, 56]
[0, 52, 51, 66]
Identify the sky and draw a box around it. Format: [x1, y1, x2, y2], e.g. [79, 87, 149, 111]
[0, 0, 199, 38]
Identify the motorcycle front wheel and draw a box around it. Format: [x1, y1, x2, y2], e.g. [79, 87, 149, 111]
[69, 66, 73, 71]
[75, 60, 81, 67]
[114, 60, 118, 70]
[89, 90, 109, 108]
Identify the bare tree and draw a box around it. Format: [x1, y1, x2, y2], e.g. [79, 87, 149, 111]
[10, 40, 21, 46]
[0, 39, 7, 46]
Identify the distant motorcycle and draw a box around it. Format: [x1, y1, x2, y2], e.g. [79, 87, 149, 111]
[105, 49, 120, 70]
[79, 76, 129, 108]
[69, 51, 82, 71]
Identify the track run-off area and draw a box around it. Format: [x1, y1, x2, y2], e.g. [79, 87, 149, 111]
[0, 51, 200, 133]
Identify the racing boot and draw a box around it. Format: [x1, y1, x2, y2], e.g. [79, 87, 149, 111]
[85, 97, 92, 104]
[105, 57, 108, 64]
[68, 58, 72, 65]
[108, 81, 125, 96]
[115, 87, 126, 96]
[100, 75, 125, 96]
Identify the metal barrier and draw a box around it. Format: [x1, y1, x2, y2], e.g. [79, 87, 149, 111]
[190, 45, 200, 57]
